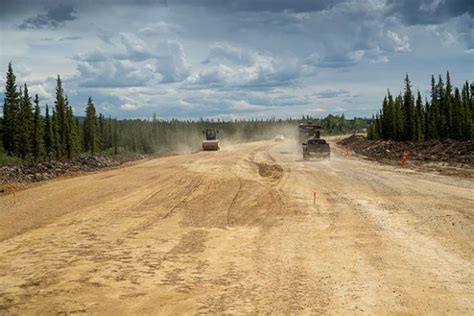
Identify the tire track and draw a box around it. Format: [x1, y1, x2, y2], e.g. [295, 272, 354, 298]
[162, 175, 205, 219]
[226, 175, 243, 226]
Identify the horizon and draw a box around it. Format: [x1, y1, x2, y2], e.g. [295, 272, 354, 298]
[1, 0, 473, 120]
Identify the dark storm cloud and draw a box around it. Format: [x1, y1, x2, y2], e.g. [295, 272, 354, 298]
[386, 0, 473, 25]
[4, 0, 472, 26]
[19, 4, 77, 29]
[0, 0, 35, 16]
[3, 0, 472, 119]
[2, 0, 344, 17]
[0, 0, 164, 17]
[166, 0, 344, 13]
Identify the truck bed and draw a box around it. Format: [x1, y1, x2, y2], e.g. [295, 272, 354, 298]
[303, 139, 330, 160]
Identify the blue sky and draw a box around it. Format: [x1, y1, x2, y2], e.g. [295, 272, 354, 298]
[0, 0, 473, 119]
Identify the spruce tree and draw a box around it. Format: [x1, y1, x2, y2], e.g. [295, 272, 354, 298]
[415, 91, 424, 141]
[367, 119, 374, 140]
[18, 83, 33, 159]
[75, 118, 83, 152]
[368, 114, 379, 140]
[424, 99, 432, 140]
[461, 82, 473, 141]
[471, 82, 474, 140]
[107, 117, 113, 149]
[437, 75, 447, 138]
[113, 119, 119, 155]
[430, 75, 439, 139]
[386, 91, 396, 139]
[2, 62, 21, 155]
[394, 94, 404, 141]
[71, 105, 80, 157]
[470, 82, 474, 109]
[84, 97, 98, 155]
[54, 76, 67, 158]
[451, 88, 463, 140]
[64, 97, 72, 159]
[51, 109, 61, 160]
[375, 112, 382, 139]
[98, 113, 105, 150]
[64, 98, 79, 159]
[32, 94, 45, 161]
[44, 104, 53, 158]
[445, 72, 453, 138]
[402, 74, 415, 141]
[380, 96, 389, 140]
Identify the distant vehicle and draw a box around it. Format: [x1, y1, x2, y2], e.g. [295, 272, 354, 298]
[274, 135, 285, 142]
[202, 128, 220, 151]
[302, 138, 330, 160]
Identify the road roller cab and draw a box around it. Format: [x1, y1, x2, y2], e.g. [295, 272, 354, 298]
[202, 128, 220, 151]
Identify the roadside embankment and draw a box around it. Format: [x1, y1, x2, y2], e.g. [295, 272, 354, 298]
[337, 134, 474, 177]
[0, 154, 143, 186]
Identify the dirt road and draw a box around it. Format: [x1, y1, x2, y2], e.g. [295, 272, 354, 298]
[0, 139, 473, 314]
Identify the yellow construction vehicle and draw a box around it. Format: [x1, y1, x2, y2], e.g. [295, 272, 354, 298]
[202, 128, 220, 151]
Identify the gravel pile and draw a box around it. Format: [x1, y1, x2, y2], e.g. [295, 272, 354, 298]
[0, 155, 143, 184]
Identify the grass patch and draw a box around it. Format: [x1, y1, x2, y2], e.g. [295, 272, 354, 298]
[0, 152, 23, 166]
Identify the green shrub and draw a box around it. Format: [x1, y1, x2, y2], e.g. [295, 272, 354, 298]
[0, 152, 23, 166]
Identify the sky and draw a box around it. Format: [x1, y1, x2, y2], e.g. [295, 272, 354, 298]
[0, 0, 473, 120]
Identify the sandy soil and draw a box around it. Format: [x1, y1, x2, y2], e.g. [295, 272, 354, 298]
[0, 139, 473, 314]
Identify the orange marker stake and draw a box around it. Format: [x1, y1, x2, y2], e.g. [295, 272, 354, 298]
[313, 191, 317, 205]
[12, 192, 16, 205]
[399, 149, 410, 167]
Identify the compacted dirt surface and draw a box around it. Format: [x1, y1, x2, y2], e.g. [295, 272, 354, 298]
[0, 138, 473, 314]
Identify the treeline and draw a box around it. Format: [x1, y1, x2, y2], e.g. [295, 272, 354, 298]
[368, 72, 473, 142]
[1, 63, 99, 162]
[1, 63, 369, 164]
[300, 114, 368, 135]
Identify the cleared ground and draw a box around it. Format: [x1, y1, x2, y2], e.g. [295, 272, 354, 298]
[0, 139, 473, 314]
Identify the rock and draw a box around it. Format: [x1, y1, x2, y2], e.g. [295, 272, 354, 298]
[0, 153, 144, 184]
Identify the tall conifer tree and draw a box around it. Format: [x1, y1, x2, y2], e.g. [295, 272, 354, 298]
[18, 83, 33, 159]
[54, 75, 67, 158]
[2, 63, 20, 154]
[402, 74, 415, 140]
[84, 97, 98, 155]
[32, 94, 45, 161]
[44, 104, 53, 158]
[415, 91, 424, 141]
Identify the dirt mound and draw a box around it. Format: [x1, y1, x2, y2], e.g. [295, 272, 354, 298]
[338, 135, 474, 166]
[256, 163, 284, 180]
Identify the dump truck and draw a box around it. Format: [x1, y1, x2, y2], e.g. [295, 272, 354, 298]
[302, 137, 330, 160]
[298, 122, 322, 144]
[202, 128, 220, 151]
